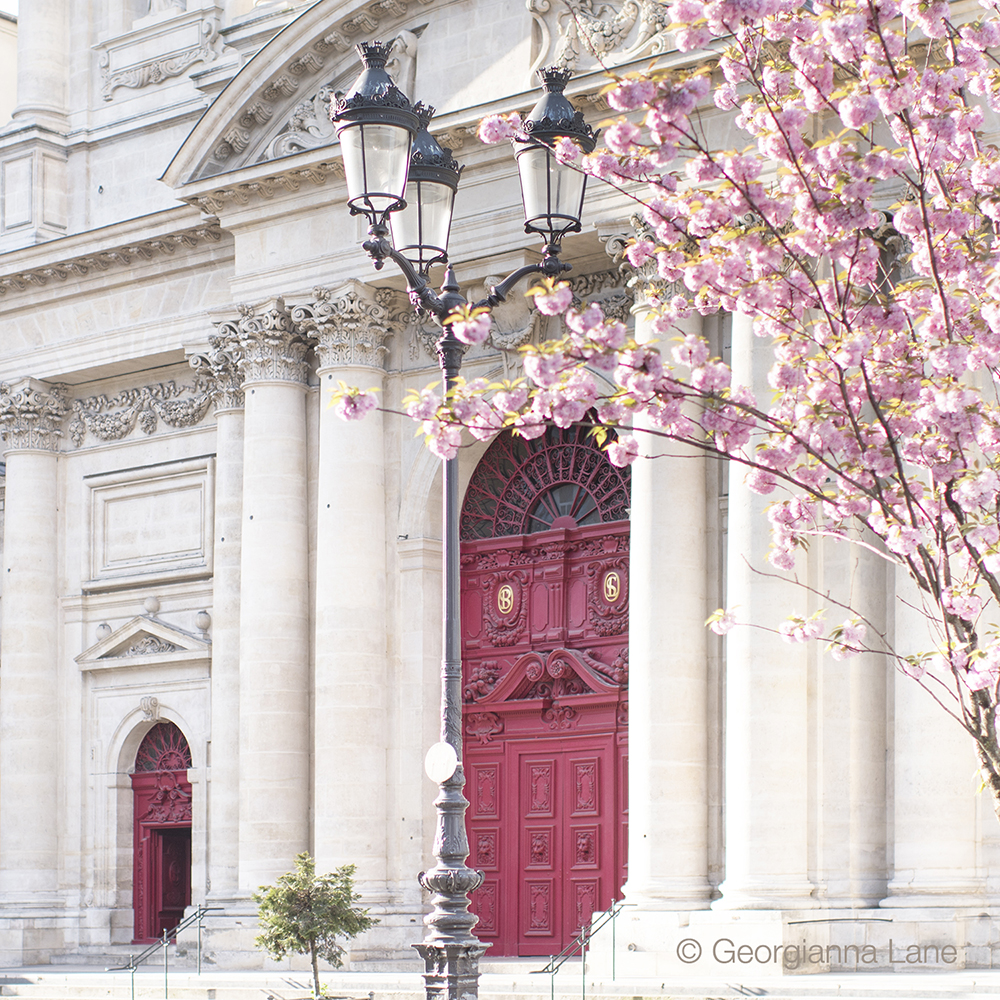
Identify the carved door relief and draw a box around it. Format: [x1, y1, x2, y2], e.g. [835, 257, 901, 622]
[462, 520, 629, 956]
[131, 722, 193, 943]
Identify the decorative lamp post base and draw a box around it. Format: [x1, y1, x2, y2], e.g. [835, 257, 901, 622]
[414, 943, 489, 1000]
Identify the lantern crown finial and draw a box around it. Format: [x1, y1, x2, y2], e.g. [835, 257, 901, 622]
[538, 66, 573, 94]
[356, 40, 393, 70]
[410, 104, 462, 181]
[521, 66, 596, 154]
[332, 39, 418, 127]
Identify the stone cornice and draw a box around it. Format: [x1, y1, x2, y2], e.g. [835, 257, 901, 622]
[0, 218, 224, 298]
[0, 379, 69, 453]
[183, 161, 343, 215]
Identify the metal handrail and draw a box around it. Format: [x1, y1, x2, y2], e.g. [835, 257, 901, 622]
[531, 899, 625, 1000]
[107, 905, 224, 1000]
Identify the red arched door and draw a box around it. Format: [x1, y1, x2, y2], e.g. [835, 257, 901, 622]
[131, 722, 193, 943]
[461, 426, 630, 957]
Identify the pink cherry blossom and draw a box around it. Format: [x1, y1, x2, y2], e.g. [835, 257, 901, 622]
[708, 608, 738, 634]
[452, 312, 492, 345]
[606, 434, 640, 467]
[532, 285, 574, 316]
[331, 390, 378, 421]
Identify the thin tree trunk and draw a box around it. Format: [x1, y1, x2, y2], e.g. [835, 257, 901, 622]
[311, 943, 321, 999]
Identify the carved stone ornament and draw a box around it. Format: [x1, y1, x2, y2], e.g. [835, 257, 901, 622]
[527, 0, 673, 73]
[68, 379, 214, 447]
[189, 336, 245, 411]
[569, 268, 634, 323]
[268, 85, 337, 159]
[215, 300, 314, 385]
[140, 695, 160, 721]
[122, 635, 180, 657]
[0, 379, 69, 452]
[0, 223, 222, 299]
[293, 282, 395, 371]
[484, 275, 540, 354]
[97, 11, 222, 101]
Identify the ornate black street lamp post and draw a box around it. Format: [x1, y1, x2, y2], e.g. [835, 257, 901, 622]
[332, 43, 595, 1000]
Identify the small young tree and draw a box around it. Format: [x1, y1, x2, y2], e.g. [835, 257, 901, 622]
[254, 853, 377, 998]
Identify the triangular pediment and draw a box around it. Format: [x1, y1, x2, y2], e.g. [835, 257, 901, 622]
[76, 615, 211, 671]
[163, 0, 436, 189]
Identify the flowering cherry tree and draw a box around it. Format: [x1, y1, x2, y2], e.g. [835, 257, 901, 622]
[335, 0, 1000, 816]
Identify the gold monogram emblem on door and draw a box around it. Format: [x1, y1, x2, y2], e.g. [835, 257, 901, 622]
[497, 584, 515, 615]
[603, 571, 621, 603]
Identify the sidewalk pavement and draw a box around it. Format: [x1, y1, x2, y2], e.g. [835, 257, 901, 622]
[4, 961, 1000, 1000]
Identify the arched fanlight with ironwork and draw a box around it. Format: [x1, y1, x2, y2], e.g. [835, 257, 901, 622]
[331, 41, 420, 224]
[390, 105, 463, 274]
[513, 67, 597, 250]
[461, 425, 631, 540]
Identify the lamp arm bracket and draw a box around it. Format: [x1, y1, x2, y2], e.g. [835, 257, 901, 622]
[478, 255, 572, 310]
[363, 230, 451, 320]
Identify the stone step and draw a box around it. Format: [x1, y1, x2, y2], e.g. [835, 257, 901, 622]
[47, 945, 200, 971]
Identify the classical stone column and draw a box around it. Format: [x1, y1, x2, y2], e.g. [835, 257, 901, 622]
[715, 311, 817, 909]
[0, 380, 67, 917]
[299, 282, 397, 912]
[623, 294, 712, 911]
[814, 533, 889, 906]
[883, 572, 982, 906]
[11, 0, 69, 127]
[189, 340, 245, 903]
[219, 302, 313, 892]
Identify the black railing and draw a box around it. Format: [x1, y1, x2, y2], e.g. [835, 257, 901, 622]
[532, 900, 625, 1000]
[107, 905, 224, 1000]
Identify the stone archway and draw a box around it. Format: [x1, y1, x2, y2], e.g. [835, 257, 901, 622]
[131, 722, 192, 943]
[461, 425, 630, 956]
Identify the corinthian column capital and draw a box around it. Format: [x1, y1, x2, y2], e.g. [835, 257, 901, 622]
[190, 337, 245, 412]
[0, 379, 69, 453]
[216, 299, 314, 386]
[294, 282, 395, 372]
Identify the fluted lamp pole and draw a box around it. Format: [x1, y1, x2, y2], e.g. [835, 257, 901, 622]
[332, 44, 595, 1000]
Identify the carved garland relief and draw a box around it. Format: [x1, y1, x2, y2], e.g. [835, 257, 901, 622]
[69, 381, 214, 447]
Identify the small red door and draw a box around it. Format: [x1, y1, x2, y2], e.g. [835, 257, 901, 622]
[131, 724, 193, 943]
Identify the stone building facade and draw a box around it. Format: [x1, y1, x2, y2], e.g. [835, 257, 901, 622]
[0, 0, 997, 975]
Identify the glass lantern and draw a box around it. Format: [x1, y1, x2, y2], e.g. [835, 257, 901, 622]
[514, 66, 596, 247]
[390, 106, 463, 273]
[332, 41, 420, 222]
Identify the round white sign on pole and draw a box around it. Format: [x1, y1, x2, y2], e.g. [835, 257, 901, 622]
[424, 741, 459, 783]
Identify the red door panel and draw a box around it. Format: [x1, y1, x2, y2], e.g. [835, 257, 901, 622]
[463, 521, 629, 957]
